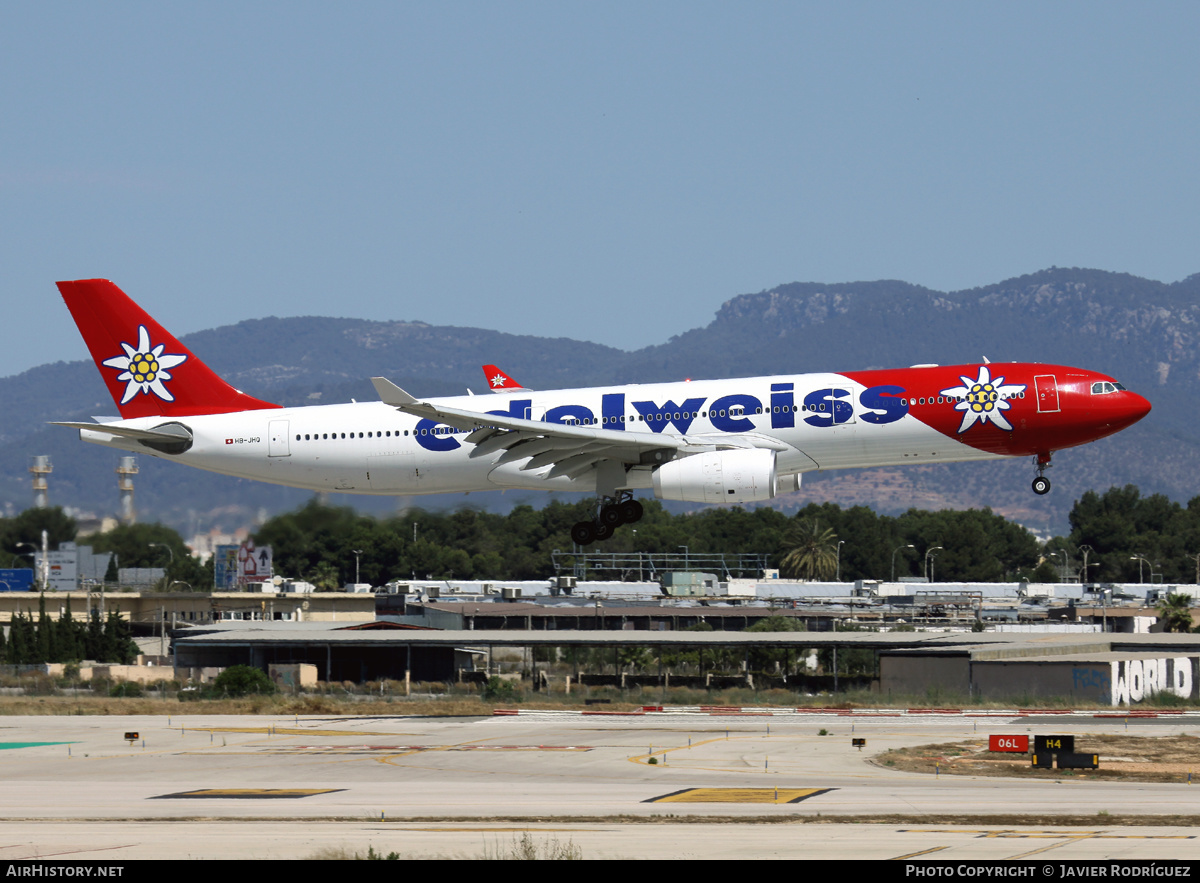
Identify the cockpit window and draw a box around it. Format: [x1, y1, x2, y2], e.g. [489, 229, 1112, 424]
[1091, 381, 1126, 395]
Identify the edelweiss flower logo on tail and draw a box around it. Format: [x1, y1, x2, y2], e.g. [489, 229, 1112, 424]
[101, 325, 188, 404]
[940, 366, 1026, 434]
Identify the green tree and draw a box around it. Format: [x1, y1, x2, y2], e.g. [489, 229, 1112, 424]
[0, 508, 77, 562]
[35, 594, 54, 662]
[780, 519, 839, 580]
[55, 605, 80, 662]
[87, 522, 212, 590]
[819, 624, 877, 678]
[6, 612, 33, 664]
[746, 614, 806, 674]
[102, 611, 138, 664]
[1157, 592, 1196, 633]
[211, 664, 276, 696]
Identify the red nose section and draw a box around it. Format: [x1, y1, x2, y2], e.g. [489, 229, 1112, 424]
[1112, 391, 1152, 431]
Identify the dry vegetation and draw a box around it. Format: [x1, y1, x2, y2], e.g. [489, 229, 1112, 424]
[874, 733, 1200, 784]
[0, 681, 1196, 717]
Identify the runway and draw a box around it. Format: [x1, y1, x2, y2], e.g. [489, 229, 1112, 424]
[0, 711, 1196, 859]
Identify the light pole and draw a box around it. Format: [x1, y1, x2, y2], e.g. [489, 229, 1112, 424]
[1052, 549, 1067, 583]
[1079, 544, 1094, 586]
[15, 542, 39, 588]
[925, 546, 943, 582]
[892, 544, 914, 582]
[352, 549, 363, 586]
[148, 543, 174, 566]
[836, 540, 845, 582]
[1130, 555, 1149, 584]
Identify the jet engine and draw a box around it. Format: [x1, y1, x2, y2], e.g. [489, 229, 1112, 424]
[652, 448, 778, 504]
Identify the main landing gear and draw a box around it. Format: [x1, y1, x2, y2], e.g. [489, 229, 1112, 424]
[571, 494, 644, 545]
[1031, 452, 1052, 495]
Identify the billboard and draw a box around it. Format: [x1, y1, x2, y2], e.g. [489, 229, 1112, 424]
[214, 542, 273, 588]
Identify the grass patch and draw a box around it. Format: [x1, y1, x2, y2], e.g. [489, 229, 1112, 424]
[874, 734, 1200, 784]
[0, 680, 1194, 716]
[308, 833, 580, 860]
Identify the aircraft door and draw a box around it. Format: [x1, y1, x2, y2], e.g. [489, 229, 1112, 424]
[806, 389, 856, 426]
[268, 420, 291, 457]
[1034, 375, 1060, 413]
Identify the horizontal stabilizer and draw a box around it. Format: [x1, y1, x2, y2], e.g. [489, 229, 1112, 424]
[50, 421, 193, 443]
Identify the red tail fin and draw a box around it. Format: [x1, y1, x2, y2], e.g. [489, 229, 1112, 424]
[482, 364, 526, 392]
[57, 279, 280, 419]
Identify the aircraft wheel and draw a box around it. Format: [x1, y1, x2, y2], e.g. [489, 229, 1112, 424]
[1032, 476, 1051, 495]
[618, 499, 644, 524]
[571, 521, 596, 545]
[600, 505, 623, 527]
[593, 521, 614, 541]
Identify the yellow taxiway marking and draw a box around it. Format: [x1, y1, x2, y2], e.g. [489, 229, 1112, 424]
[646, 787, 831, 804]
[153, 788, 343, 799]
[890, 846, 950, 860]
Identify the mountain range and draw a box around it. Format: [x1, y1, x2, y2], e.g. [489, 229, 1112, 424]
[2, 267, 1194, 538]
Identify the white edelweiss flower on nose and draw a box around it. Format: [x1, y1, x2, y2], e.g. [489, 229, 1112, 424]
[101, 325, 188, 404]
[939, 366, 1026, 434]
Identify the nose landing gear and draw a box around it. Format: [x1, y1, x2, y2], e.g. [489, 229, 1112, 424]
[1031, 452, 1052, 495]
[570, 494, 644, 545]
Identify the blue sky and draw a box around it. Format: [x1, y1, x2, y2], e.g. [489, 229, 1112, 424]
[3, 2, 1198, 379]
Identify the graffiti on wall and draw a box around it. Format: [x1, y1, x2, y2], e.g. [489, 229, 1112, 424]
[1072, 666, 1110, 695]
[1110, 657, 1195, 705]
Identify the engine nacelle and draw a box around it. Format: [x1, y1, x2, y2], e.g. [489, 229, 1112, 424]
[652, 448, 778, 504]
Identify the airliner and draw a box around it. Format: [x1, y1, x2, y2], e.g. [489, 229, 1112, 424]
[55, 279, 1152, 545]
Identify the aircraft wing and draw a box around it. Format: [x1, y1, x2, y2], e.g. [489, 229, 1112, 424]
[372, 376, 770, 479]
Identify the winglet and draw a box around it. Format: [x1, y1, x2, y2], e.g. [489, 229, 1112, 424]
[371, 377, 418, 407]
[482, 364, 527, 392]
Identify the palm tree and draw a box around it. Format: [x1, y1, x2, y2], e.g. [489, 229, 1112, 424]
[1157, 592, 1195, 633]
[780, 519, 839, 581]
[308, 560, 341, 591]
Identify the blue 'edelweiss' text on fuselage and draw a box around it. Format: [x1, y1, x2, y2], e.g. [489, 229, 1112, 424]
[413, 383, 908, 452]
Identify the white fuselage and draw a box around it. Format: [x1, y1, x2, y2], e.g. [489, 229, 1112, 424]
[78, 373, 1000, 496]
